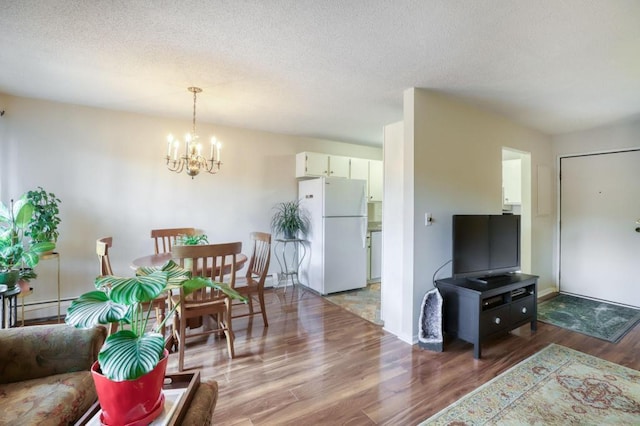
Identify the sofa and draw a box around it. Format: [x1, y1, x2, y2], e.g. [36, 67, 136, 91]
[0, 324, 106, 425]
[0, 324, 219, 425]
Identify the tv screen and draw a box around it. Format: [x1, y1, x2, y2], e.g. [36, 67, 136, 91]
[452, 214, 521, 280]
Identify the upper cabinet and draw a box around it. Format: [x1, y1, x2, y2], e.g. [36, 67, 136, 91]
[296, 152, 349, 178]
[502, 158, 521, 205]
[368, 160, 383, 202]
[297, 152, 383, 202]
[348, 158, 383, 202]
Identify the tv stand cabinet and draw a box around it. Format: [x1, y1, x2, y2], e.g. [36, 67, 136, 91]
[435, 273, 538, 359]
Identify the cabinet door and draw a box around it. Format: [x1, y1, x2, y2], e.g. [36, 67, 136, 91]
[368, 160, 383, 202]
[304, 152, 330, 177]
[329, 155, 350, 178]
[502, 159, 521, 205]
[370, 230, 382, 280]
[350, 158, 369, 196]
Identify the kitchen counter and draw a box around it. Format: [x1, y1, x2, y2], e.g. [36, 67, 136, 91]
[368, 221, 382, 232]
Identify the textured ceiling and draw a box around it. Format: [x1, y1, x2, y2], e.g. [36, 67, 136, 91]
[1, 1, 639, 146]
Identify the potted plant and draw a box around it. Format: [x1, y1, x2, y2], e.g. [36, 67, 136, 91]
[65, 260, 246, 425]
[25, 186, 61, 251]
[0, 197, 55, 288]
[176, 233, 209, 246]
[175, 234, 209, 271]
[270, 199, 310, 239]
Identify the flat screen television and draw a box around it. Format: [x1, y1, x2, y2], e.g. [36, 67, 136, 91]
[452, 214, 521, 282]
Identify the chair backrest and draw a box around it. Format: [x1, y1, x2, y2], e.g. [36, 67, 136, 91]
[245, 232, 271, 285]
[96, 237, 113, 276]
[172, 242, 243, 302]
[150, 227, 196, 254]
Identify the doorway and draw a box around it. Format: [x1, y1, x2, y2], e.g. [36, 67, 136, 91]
[559, 150, 640, 307]
[502, 148, 532, 274]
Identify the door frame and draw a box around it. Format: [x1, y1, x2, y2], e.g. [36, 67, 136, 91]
[557, 147, 640, 296]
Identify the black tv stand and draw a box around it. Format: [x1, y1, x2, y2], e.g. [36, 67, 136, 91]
[436, 273, 538, 359]
[468, 274, 512, 285]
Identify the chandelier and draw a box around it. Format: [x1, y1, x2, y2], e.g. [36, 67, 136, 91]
[165, 87, 222, 178]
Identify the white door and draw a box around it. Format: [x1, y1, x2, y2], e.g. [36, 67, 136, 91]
[560, 150, 640, 307]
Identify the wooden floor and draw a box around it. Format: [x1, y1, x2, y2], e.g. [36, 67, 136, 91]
[164, 287, 640, 425]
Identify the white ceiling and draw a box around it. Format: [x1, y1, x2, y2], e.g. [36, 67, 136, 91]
[1, 1, 639, 146]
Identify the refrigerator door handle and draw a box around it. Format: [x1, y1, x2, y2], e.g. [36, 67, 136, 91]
[360, 186, 367, 216]
[361, 217, 367, 248]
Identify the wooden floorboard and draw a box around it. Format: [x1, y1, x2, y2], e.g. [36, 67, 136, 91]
[162, 287, 640, 425]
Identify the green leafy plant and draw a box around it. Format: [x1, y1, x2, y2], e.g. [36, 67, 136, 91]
[0, 196, 55, 281]
[270, 199, 310, 239]
[176, 233, 209, 245]
[25, 187, 62, 244]
[65, 260, 247, 381]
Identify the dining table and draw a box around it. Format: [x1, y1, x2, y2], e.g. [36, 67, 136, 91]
[131, 252, 248, 275]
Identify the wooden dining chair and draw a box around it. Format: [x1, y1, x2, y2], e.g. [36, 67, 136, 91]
[150, 227, 196, 254]
[96, 236, 168, 337]
[171, 242, 242, 371]
[232, 232, 271, 326]
[96, 237, 114, 276]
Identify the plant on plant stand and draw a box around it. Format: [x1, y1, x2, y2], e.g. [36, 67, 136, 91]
[25, 186, 61, 252]
[0, 197, 55, 288]
[270, 199, 310, 240]
[65, 260, 247, 425]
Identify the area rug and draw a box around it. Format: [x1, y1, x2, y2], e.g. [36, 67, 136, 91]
[420, 344, 640, 425]
[323, 283, 383, 325]
[537, 294, 640, 343]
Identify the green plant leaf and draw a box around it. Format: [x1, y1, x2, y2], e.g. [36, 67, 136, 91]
[30, 241, 55, 254]
[96, 272, 168, 305]
[20, 251, 40, 268]
[0, 203, 10, 224]
[98, 330, 165, 381]
[136, 259, 191, 285]
[12, 198, 34, 229]
[65, 291, 129, 328]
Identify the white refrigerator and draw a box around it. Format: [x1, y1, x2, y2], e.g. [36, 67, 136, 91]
[298, 177, 368, 295]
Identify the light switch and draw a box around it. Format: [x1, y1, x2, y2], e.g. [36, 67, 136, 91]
[425, 213, 433, 226]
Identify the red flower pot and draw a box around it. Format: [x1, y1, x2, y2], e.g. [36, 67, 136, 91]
[91, 349, 169, 426]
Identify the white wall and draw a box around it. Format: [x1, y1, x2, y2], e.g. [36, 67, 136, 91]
[381, 120, 410, 339]
[387, 88, 556, 342]
[0, 94, 381, 318]
[552, 117, 640, 156]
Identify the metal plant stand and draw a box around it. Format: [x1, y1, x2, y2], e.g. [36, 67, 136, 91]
[274, 238, 307, 293]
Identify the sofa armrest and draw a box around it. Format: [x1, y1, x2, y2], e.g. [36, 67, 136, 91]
[0, 324, 106, 384]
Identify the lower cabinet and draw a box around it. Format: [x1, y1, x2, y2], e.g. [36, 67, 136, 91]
[435, 274, 538, 359]
[370, 231, 382, 281]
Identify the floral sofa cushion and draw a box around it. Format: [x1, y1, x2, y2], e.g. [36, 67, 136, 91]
[0, 371, 97, 425]
[0, 324, 105, 425]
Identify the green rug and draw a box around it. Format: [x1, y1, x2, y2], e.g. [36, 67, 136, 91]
[537, 294, 640, 343]
[421, 344, 640, 425]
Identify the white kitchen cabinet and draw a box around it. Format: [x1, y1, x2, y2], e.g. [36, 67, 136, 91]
[502, 159, 521, 205]
[329, 155, 350, 178]
[368, 160, 383, 202]
[350, 157, 369, 196]
[296, 152, 349, 178]
[370, 230, 382, 281]
[366, 233, 371, 281]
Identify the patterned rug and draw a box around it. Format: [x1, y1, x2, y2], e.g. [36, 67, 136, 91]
[323, 283, 383, 325]
[538, 294, 640, 343]
[421, 344, 640, 425]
